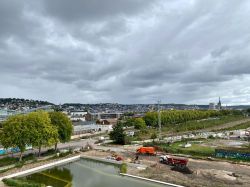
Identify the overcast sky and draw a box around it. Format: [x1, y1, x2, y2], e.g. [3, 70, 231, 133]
[0, 0, 250, 105]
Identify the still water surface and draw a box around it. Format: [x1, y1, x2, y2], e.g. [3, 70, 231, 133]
[20, 159, 168, 187]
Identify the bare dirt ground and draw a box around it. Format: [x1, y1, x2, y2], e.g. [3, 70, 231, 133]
[83, 150, 250, 187]
[127, 156, 250, 187]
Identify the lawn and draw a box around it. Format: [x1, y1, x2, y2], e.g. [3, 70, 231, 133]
[169, 141, 215, 157]
[218, 121, 250, 131]
[144, 140, 215, 157]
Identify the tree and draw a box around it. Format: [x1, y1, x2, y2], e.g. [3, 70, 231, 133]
[124, 118, 135, 127]
[0, 115, 31, 161]
[109, 122, 126, 145]
[134, 118, 147, 130]
[49, 111, 73, 151]
[27, 111, 58, 157]
[144, 112, 158, 127]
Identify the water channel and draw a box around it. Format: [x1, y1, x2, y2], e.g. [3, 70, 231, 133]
[18, 159, 169, 187]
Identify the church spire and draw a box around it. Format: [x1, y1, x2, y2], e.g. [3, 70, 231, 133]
[218, 97, 222, 110]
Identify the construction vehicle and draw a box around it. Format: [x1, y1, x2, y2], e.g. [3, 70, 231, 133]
[136, 147, 156, 155]
[160, 155, 188, 169]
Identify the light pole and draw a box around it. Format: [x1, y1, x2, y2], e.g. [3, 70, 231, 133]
[158, 100, 162, 140]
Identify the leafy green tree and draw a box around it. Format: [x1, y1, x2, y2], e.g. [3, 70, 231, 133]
[134, 118, 147, 130]
[124, 118, 147, 129]
[144, 112, 158, 127]
[109, 122, 126, 145]
[0, 115, 31, 161]
[124, 118, 135, 127]
[27, 111, 58, 157]
[49, 111, 73, 151]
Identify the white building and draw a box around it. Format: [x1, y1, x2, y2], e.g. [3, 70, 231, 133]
[70, 110, 87, 117]
[69, 110, 87, 122]
[73, 124, 113, 134]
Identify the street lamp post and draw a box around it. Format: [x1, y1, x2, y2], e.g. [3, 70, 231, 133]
[158, 100, 162, 140]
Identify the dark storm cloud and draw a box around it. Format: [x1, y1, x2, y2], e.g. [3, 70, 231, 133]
[42, 0, 155, 22]
[0, 0, 250, 104]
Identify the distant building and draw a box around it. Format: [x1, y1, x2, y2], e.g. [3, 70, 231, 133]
[209, 103, 216, 110]
[85, 112, 122, 121]
[96, 118, 118, 125]
[70, 110, 87, 117]
[68, 110, 87, 122]
[217, 97, 222, 110]
[132, 113, 145, 118]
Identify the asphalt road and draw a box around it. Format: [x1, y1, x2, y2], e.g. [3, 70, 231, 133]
[0, 138, 97, 159]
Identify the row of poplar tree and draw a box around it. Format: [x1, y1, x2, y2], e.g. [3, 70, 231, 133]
[0, 111, 73, 161]
[143, 110, 233, 127]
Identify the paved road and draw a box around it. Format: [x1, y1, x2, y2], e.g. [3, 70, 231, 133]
[0, 138, 97, 159]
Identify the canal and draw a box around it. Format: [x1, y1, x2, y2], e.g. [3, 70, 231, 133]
[18, 158, 169, 187]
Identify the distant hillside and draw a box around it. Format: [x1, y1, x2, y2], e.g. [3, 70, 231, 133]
[0, 98, 54, 110]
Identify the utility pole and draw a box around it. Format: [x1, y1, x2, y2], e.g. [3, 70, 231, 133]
[158, 100, 162, 140]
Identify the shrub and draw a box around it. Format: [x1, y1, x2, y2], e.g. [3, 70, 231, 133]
[0, 157, 17, 167]
[3, 178, 45, 187]
[15, 161, 25, 168]
[120, 163, 127, 173]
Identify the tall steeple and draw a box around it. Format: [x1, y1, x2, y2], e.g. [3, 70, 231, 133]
[217, 97, 222, 110]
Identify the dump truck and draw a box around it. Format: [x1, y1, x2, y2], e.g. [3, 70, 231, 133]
[160, 155, 188, 168]
[136, 147, 156, 155]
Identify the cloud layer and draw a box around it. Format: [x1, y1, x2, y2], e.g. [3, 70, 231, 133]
[0, 0, 250, 105]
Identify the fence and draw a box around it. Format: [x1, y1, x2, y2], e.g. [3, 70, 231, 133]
[215, 148, 250, 160]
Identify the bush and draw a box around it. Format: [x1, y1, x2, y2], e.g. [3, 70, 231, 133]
[120, 163, 127, 173]
[124, 136, 132, 145]
[15, 161, 25, 168]
[23, 153, 36, 161]
[3, 178, 45, 187]
[208, 135, 215, 139]
[151, 132, 157, 141]
[0, 157, 17, 167]
[41, 149, 55, 156]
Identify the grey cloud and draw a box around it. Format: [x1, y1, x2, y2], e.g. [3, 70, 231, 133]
[1, 0, 250, 104]
[42, 0, 155, 22]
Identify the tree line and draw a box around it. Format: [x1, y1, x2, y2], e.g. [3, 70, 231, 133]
[144, 110, 239, 127]
[0, 111, 73, 161]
